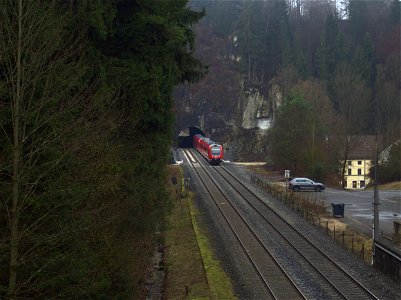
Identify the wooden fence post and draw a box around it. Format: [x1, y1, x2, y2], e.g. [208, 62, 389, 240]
[342, 231, 345, 246]
[334, 226, 336, 241]
[360, 243, 365, 260]
[352, 233, 354, 253]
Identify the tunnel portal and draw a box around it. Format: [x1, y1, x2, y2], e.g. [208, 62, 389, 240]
[177, 126, 205, 148]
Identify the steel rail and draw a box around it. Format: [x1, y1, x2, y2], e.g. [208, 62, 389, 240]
[216, 163, 379, 300]
[184, 149, 306, 300]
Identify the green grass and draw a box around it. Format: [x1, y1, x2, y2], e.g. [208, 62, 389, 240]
[366, 181, 401, 190]
[164, 166, 236, 299]
[188, 198, 237, 300]
[164, 185, 209, 297]
[378, 181, 401, 190]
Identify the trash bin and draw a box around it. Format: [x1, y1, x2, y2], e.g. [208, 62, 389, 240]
[331, 203, 344, 218]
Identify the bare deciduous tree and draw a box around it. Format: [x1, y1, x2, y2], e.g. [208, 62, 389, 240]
[0, 1, 89, 297]
[334, 62, 371, 187]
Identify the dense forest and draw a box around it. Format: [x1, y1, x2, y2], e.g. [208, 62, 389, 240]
[0, 0, 204, 298]
[190, 0, 400, 182]
[0, 0, 399, 298]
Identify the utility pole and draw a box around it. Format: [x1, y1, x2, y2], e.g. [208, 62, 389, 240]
[372, 103, 381, 264]
[373, 136, 380, 242]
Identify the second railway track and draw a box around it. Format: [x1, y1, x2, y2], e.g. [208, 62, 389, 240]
[184, 149, 305, 300]
[186, 149, 379, 300]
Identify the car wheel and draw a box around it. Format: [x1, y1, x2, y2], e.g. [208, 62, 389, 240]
[293, 186, 300, 192]
[315, 186, 321, 192]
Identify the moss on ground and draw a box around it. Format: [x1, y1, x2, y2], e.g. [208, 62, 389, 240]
[188, 199, 237, 300]
[164, 166, 236, 299]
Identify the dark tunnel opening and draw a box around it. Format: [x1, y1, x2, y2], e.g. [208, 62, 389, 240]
[177, 126, 205, 148]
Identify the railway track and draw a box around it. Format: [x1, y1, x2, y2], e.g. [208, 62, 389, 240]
[185, 148, 379, 299]
[183, 149, 306, 300]
[207, 159, 379, 300]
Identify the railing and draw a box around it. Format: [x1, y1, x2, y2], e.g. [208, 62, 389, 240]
[250, 173, 372, 264]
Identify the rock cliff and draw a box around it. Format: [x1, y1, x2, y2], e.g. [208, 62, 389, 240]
[173, 24, 282, 161]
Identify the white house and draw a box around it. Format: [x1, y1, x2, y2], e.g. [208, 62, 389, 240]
[343, 135, 377, 189]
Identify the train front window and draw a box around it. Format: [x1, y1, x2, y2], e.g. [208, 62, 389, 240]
[211, 147, 220, 156]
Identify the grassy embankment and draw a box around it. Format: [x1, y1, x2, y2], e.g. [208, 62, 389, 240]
[367, 181, 401, 190]
[164, 166, 236, 299]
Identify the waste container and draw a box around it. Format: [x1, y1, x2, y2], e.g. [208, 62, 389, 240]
[331, 203, 344, 218]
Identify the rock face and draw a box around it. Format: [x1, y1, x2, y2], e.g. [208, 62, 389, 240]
[241, 86, 270, 130]
[173, 24, 282, 161]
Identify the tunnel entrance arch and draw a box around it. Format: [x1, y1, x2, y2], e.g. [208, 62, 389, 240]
[177, 126, 205, 148]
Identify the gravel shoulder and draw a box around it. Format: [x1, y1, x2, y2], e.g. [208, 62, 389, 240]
[177, 158, 401, 299]
[223, 163, 401, 299]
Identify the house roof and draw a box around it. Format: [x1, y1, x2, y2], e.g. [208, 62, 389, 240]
[348, 135, 378, 160]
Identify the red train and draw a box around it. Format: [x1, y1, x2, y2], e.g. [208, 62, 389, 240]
[193, 134, 224, 165]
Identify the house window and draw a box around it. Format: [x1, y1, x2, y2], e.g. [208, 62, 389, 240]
[360, 181, 366, 188]
[347, 161, 352, 165]
[358, 169, 362, 175]
[358, 160, 362, 165]
[353, 181, 357, 188]
[348, 169, 352, 175]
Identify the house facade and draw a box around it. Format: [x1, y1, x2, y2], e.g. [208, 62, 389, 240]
[344, 159, 372, 189]
[343, 135, 377, 190]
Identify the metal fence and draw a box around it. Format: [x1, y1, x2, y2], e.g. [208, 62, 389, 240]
[250, 173, 372, 264]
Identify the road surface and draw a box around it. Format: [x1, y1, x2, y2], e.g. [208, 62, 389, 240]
[315, 187, 400, 237]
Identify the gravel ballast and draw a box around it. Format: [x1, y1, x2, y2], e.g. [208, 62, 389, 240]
[187, 160, 401, 299]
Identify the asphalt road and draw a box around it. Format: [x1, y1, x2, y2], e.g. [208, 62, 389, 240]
[314, 187, 401, 237]
[175, 149, 401, 238]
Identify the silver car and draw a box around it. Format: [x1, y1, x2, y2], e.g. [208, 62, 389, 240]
[288, 177, 325, 192]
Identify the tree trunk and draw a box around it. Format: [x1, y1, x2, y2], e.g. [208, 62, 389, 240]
[312, 123, 315, 175]
[248, 54, 251, 81]
[261, 65, 264, 84]
[341, 136, 350, 189]
[252, 61, 256, 82]
[8, 0, 23, 298]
